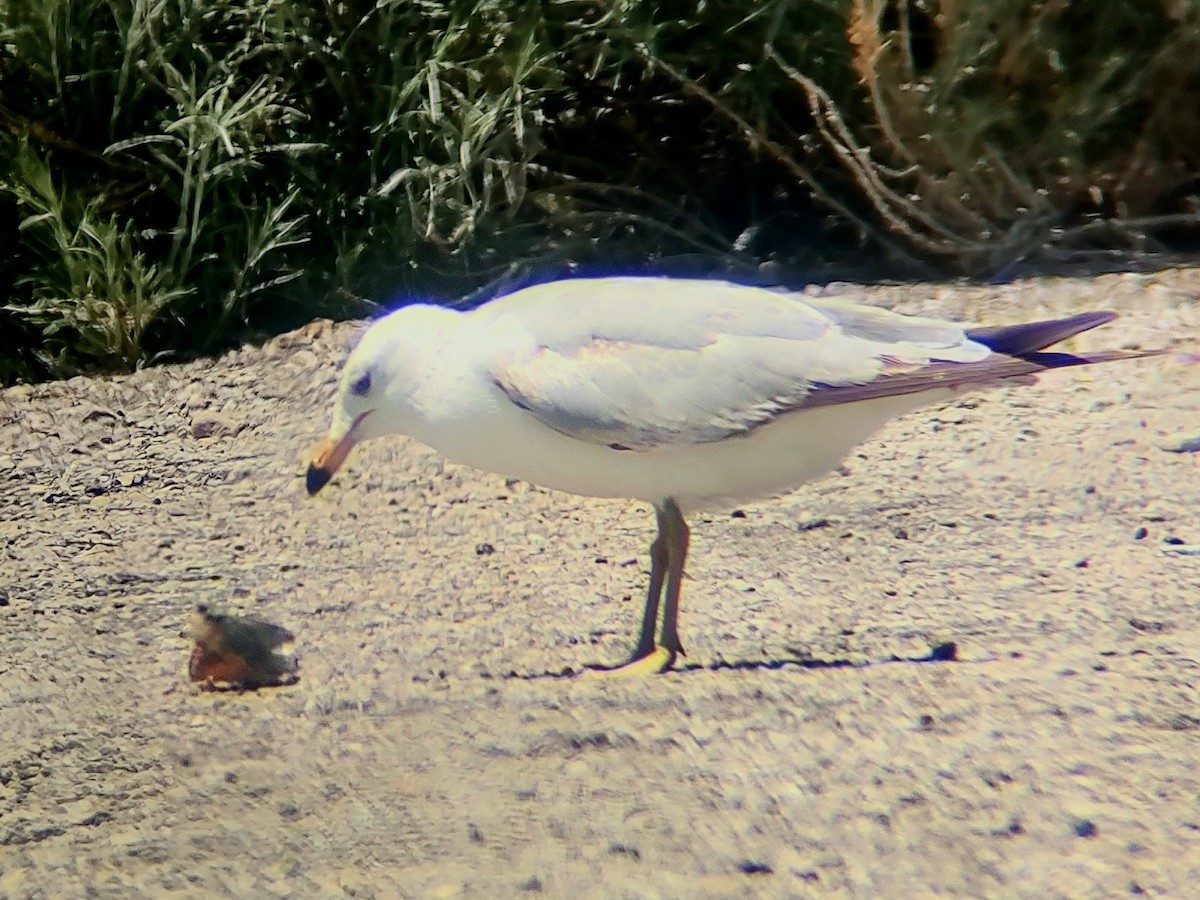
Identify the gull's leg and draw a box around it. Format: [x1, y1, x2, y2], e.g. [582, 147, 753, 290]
[657, 498, 689, 661]
[630, 509, 670, 660]
[586, 504, 675, 677]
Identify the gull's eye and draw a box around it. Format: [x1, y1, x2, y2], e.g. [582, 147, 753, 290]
[350, 371, 372, 396]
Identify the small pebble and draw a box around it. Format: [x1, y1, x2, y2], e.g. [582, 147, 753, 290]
[1162, 544, 1200, 557]
[928, 642, 958, 662]
[737, 861, 773, 875]
[608, 843, 641, 860]
[1160, 435, 1200, 453]
[190, 412, 240, 439]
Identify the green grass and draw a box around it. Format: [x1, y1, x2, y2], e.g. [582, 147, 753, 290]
[2, 0, 1198, 383]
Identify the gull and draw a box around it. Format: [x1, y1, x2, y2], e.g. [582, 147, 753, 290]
[306, 276, 1154, 675]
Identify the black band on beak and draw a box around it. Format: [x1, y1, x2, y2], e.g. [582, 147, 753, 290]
[306, 463, 333, 496]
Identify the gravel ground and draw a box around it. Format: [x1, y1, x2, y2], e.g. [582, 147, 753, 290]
[2, 269, 1198, 898]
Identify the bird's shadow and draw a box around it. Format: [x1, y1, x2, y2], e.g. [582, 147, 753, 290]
[505, 641, 959, 681]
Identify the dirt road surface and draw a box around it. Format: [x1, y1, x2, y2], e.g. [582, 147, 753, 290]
[2, 271, 1198, 897]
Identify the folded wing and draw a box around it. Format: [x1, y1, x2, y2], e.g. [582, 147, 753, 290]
[485, 279, 1136, 451]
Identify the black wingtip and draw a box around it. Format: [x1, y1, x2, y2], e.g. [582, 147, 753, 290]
[967, 311, 1119, 356]
[306, 463, 332, 496]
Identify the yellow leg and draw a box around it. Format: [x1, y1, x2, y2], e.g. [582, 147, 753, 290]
[657, 499, 689, 659]
[585, 645, 674, 678]
[585, 500, 688, 677]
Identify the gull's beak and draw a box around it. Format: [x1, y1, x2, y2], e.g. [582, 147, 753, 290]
[306, 413, 369, 496]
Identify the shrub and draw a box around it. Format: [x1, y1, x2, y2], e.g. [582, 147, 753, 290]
[2, 0, 1198, 384]
[0, 0, 576, 378]
[668, 0, 1200, 274]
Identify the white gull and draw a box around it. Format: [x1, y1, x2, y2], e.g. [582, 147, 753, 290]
[307, 276, 1155, 675]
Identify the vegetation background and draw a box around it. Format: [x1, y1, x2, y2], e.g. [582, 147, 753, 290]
[2, 0, 1198, 384]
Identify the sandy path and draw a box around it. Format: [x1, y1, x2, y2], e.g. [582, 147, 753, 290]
[2, 270, 1198, 898]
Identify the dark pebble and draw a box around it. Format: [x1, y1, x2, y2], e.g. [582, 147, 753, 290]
[1161, 436, 1200, 453]
[1073, 819, 1098, 838]
[737, 861, 773, 875]
[1133, 527, 1148, 540]
[929, 642, 958, 662]
[475, 543, 496, 556]
[1129, 618, 1170, 633]
[608, 843, 641, 860]
[520, 876, 543, 892]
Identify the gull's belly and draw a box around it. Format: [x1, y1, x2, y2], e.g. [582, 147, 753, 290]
[425, 390, 952, 510]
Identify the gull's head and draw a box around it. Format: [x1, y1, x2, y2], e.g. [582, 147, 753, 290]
[306, 307, 445, 496]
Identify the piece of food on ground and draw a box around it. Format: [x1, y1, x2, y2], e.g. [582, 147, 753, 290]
[187, 605, 299, 690]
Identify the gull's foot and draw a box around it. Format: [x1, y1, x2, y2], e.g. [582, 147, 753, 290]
[585, 645, 675, 678]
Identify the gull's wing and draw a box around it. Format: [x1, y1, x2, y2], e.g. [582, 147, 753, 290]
[481, 278, 1013, 451]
